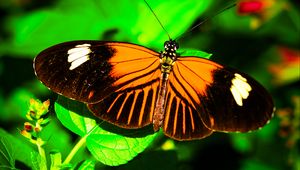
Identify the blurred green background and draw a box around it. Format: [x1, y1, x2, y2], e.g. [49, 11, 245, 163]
[0, 0, 299, 169]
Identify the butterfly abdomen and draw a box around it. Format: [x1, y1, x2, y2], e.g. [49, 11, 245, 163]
[153, 73, 169, 131]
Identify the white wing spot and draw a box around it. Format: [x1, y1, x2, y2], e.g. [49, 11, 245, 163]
[67, 44, 91, 70]
[230, 73, 252, 106]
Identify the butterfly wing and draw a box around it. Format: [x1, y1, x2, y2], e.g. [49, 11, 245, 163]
[162, 92, 213, 140]
[87, 42, 162, 128]
[88, 78, 160, 128]
[163, 56, 274, 140]
[34, 40, 160, 103]
[34, 40, 161, 128]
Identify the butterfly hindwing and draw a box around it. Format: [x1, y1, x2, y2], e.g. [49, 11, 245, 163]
[88, 77, 160, 129]
[163, 90, 213, 141]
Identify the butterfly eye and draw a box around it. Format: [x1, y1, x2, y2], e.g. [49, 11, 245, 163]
[174, 42, 179, 50]
[164, 41, 169, 48]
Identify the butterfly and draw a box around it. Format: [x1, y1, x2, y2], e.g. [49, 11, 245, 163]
[33, 38, 274, 141]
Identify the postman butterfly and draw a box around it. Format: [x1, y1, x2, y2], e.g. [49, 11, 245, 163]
[33, 2, 274, 141]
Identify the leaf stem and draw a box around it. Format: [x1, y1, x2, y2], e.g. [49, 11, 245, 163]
[62, 124, 99, 165]
[37, 143, 46, 159]
[63, 135, 87, 165]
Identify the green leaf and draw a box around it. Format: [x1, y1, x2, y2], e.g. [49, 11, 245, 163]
[0, 137, 15, 169]
[0, 128, 36, 168]
[133, 0, 214, 47]
[77, 160, 96, 170]
[1, 0, 109, 57]
[0, 0, 213, 57]
[55, 96, 97, 136]
[50, 151, 62, 170]
[55, 96, 158, 166]
[86, 126, 157, 166]
[178, 49, 212, 59]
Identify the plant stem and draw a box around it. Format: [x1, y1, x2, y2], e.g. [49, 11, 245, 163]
[37, 138, 47, 170]
[63, 135, 87, 165]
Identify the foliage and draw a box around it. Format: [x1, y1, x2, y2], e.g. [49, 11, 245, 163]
[0, 0, 299, 169]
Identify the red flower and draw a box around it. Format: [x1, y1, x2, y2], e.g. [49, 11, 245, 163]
[238, 1, 265, 14]
[24, 122, 34, 132]
[237, 0, 287, 29]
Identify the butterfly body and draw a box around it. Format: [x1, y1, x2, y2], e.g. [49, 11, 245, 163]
[34, 39, 274, 141]
[153, 40, 178, 131]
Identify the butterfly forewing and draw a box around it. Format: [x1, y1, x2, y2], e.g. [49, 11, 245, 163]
[171, 57, 274, 133]
[34, 41, 160, 104]
[199, 67, 274, 132]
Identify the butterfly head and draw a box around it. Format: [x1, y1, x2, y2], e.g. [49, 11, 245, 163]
[164, 39, 179, 54]
[162, 39, 179, 59]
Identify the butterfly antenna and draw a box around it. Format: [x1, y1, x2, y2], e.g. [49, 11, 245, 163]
[175, 3, 237, 41]
[144, 0, 171, 40]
